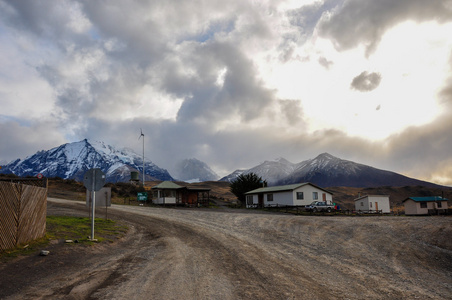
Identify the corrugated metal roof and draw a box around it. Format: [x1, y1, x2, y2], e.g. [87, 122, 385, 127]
[245, 183, 315, 194]
[151, 181, 183, 190]
[403, 196, 449, 202]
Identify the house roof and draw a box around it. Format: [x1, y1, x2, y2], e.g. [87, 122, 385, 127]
[151, 181, 184, 190]
[150, 181, 210, 191]
[245, 182, 331, 195]
[402, 196, 449, 203]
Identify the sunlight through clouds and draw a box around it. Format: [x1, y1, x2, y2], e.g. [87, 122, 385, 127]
[1, 0, 452, 185]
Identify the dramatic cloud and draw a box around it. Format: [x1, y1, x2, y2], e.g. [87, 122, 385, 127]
[1, 0, 452, 185]
[350, 71, 382, 92]
[319, 0, 452, 56]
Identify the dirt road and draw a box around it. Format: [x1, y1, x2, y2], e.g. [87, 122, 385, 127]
[1, 198, 451, 299]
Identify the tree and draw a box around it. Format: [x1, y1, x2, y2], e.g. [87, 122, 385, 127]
[229, 173, 267, 206]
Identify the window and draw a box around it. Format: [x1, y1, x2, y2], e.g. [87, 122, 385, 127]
[246, 195, 254, 205]
[420, 202, 427, 208]
[296, 192, 304, 200]
[361, 202, 364, 207]
[267, 194, 273, 202]
[313, 192, 318, 200]
[437, 202, 442, 208]
[370, 202, 372, 208]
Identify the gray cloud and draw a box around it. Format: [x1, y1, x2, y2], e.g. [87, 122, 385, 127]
[350, 71, 382, 92]
[318, 56, 334, 69]
[319, 0, 452, 56]
[279, 99, 304, 126]
[1, 0, 452, 186]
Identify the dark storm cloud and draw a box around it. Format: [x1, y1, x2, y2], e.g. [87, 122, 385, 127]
[0, 120, 65, 163]
[160, 41, 276, 124]
[350, 71, 382, 92]
[319, 0, 452, 56]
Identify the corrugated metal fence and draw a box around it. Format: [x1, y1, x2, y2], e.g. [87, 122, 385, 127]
[0, 178, 48, 250]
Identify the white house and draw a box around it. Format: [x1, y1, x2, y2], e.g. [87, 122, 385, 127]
[403, 196, 449, 215]
[244, 182, 333, 208]
[354, 195, 390, 213]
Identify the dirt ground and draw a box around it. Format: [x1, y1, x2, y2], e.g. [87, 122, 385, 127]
[1, 198, 451, 300]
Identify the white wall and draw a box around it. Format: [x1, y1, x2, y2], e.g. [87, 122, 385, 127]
[266, 191, 293, 206]
[153, 197, 177, 204]
[404, 200, 418, 215]
[404, 200, 448, 215]
[246, 184, 333, 208]
[355, 196, 390, 213]
[293, 185, 333, 206]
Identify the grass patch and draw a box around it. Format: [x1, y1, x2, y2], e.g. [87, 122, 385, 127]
[0, 216, 128, 260]
[46, 216, 128, 243]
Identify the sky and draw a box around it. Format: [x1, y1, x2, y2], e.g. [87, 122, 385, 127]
[1, 0, 452, 185]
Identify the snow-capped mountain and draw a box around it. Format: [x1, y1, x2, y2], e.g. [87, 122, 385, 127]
[0, 139, 173, 183]
[220, 157, 296, 185]
[172, 158, 219, 183]
[221, 153, 441, 188]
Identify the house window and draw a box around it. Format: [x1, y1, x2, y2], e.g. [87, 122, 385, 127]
[420, 202, 427, 208]
[296, 192, 304, 200]
[313, 192, 318, 200]
[246, 195, 253, 205]
[437, 202, 442, 208]
[267, 194, 273, 202]
[370, 202, 372, 208]
[360, 202, 364, 206]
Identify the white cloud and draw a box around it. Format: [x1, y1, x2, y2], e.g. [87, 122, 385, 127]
[1, 0, 452, 185]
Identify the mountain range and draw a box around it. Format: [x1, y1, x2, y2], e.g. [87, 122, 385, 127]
[0, 140, 442, 188]
[0, 139, 173, 183]
[220, 153, 441, 188]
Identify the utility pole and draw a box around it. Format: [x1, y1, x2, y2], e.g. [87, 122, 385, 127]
[139, 129, 145, 186]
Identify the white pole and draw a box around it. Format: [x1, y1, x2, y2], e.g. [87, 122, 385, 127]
[91, 177, 96, 240]
[142, 134, 145, 186]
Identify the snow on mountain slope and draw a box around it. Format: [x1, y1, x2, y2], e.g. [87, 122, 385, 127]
[220, 157, 296, 185]
[0, 139, 173, 183]
[172, 158, 219, 182]
[221, 153, 441, 188]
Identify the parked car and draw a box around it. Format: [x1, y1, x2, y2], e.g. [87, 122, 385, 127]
[305, 201, 335, 212]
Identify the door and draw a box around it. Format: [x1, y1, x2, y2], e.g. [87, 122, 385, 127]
[258, 194, 264, 208]
[375, 202, 379, 212]
[322, 193, 326, 201]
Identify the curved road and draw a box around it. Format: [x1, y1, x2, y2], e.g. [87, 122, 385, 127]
[1, 198, 451, 299]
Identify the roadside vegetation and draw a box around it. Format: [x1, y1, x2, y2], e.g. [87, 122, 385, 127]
[0, 216, 128, 261]
[229, 173, 267, 207]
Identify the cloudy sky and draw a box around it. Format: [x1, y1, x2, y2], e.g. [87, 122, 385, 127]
[1, 0, 452, 185]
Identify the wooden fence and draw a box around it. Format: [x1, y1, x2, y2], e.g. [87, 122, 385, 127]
[0, 180, 48, 250]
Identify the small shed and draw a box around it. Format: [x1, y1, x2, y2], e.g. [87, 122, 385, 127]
[403, 196, 449, 215]
[151, 181, 210, 206]
[245, 182, 333, 208]
[354, 195, 390, 213]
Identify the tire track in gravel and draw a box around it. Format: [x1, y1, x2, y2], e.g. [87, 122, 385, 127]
[2, 199, 451, 300]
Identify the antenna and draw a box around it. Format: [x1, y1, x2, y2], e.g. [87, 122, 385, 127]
[138, 129, 145, 186]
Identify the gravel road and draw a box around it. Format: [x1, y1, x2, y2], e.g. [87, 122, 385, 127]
[1, 198, 451, 299]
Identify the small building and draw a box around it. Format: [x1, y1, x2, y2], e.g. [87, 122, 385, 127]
[245, 182, 333, 208]
[403, 196, 449, 215]
[151, 181, 210, 206]
[354, 195, 390, 213]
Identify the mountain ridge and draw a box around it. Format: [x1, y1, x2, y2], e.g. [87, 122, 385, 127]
[221, 153, 442, 188]
[0, 139, 173, 183]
